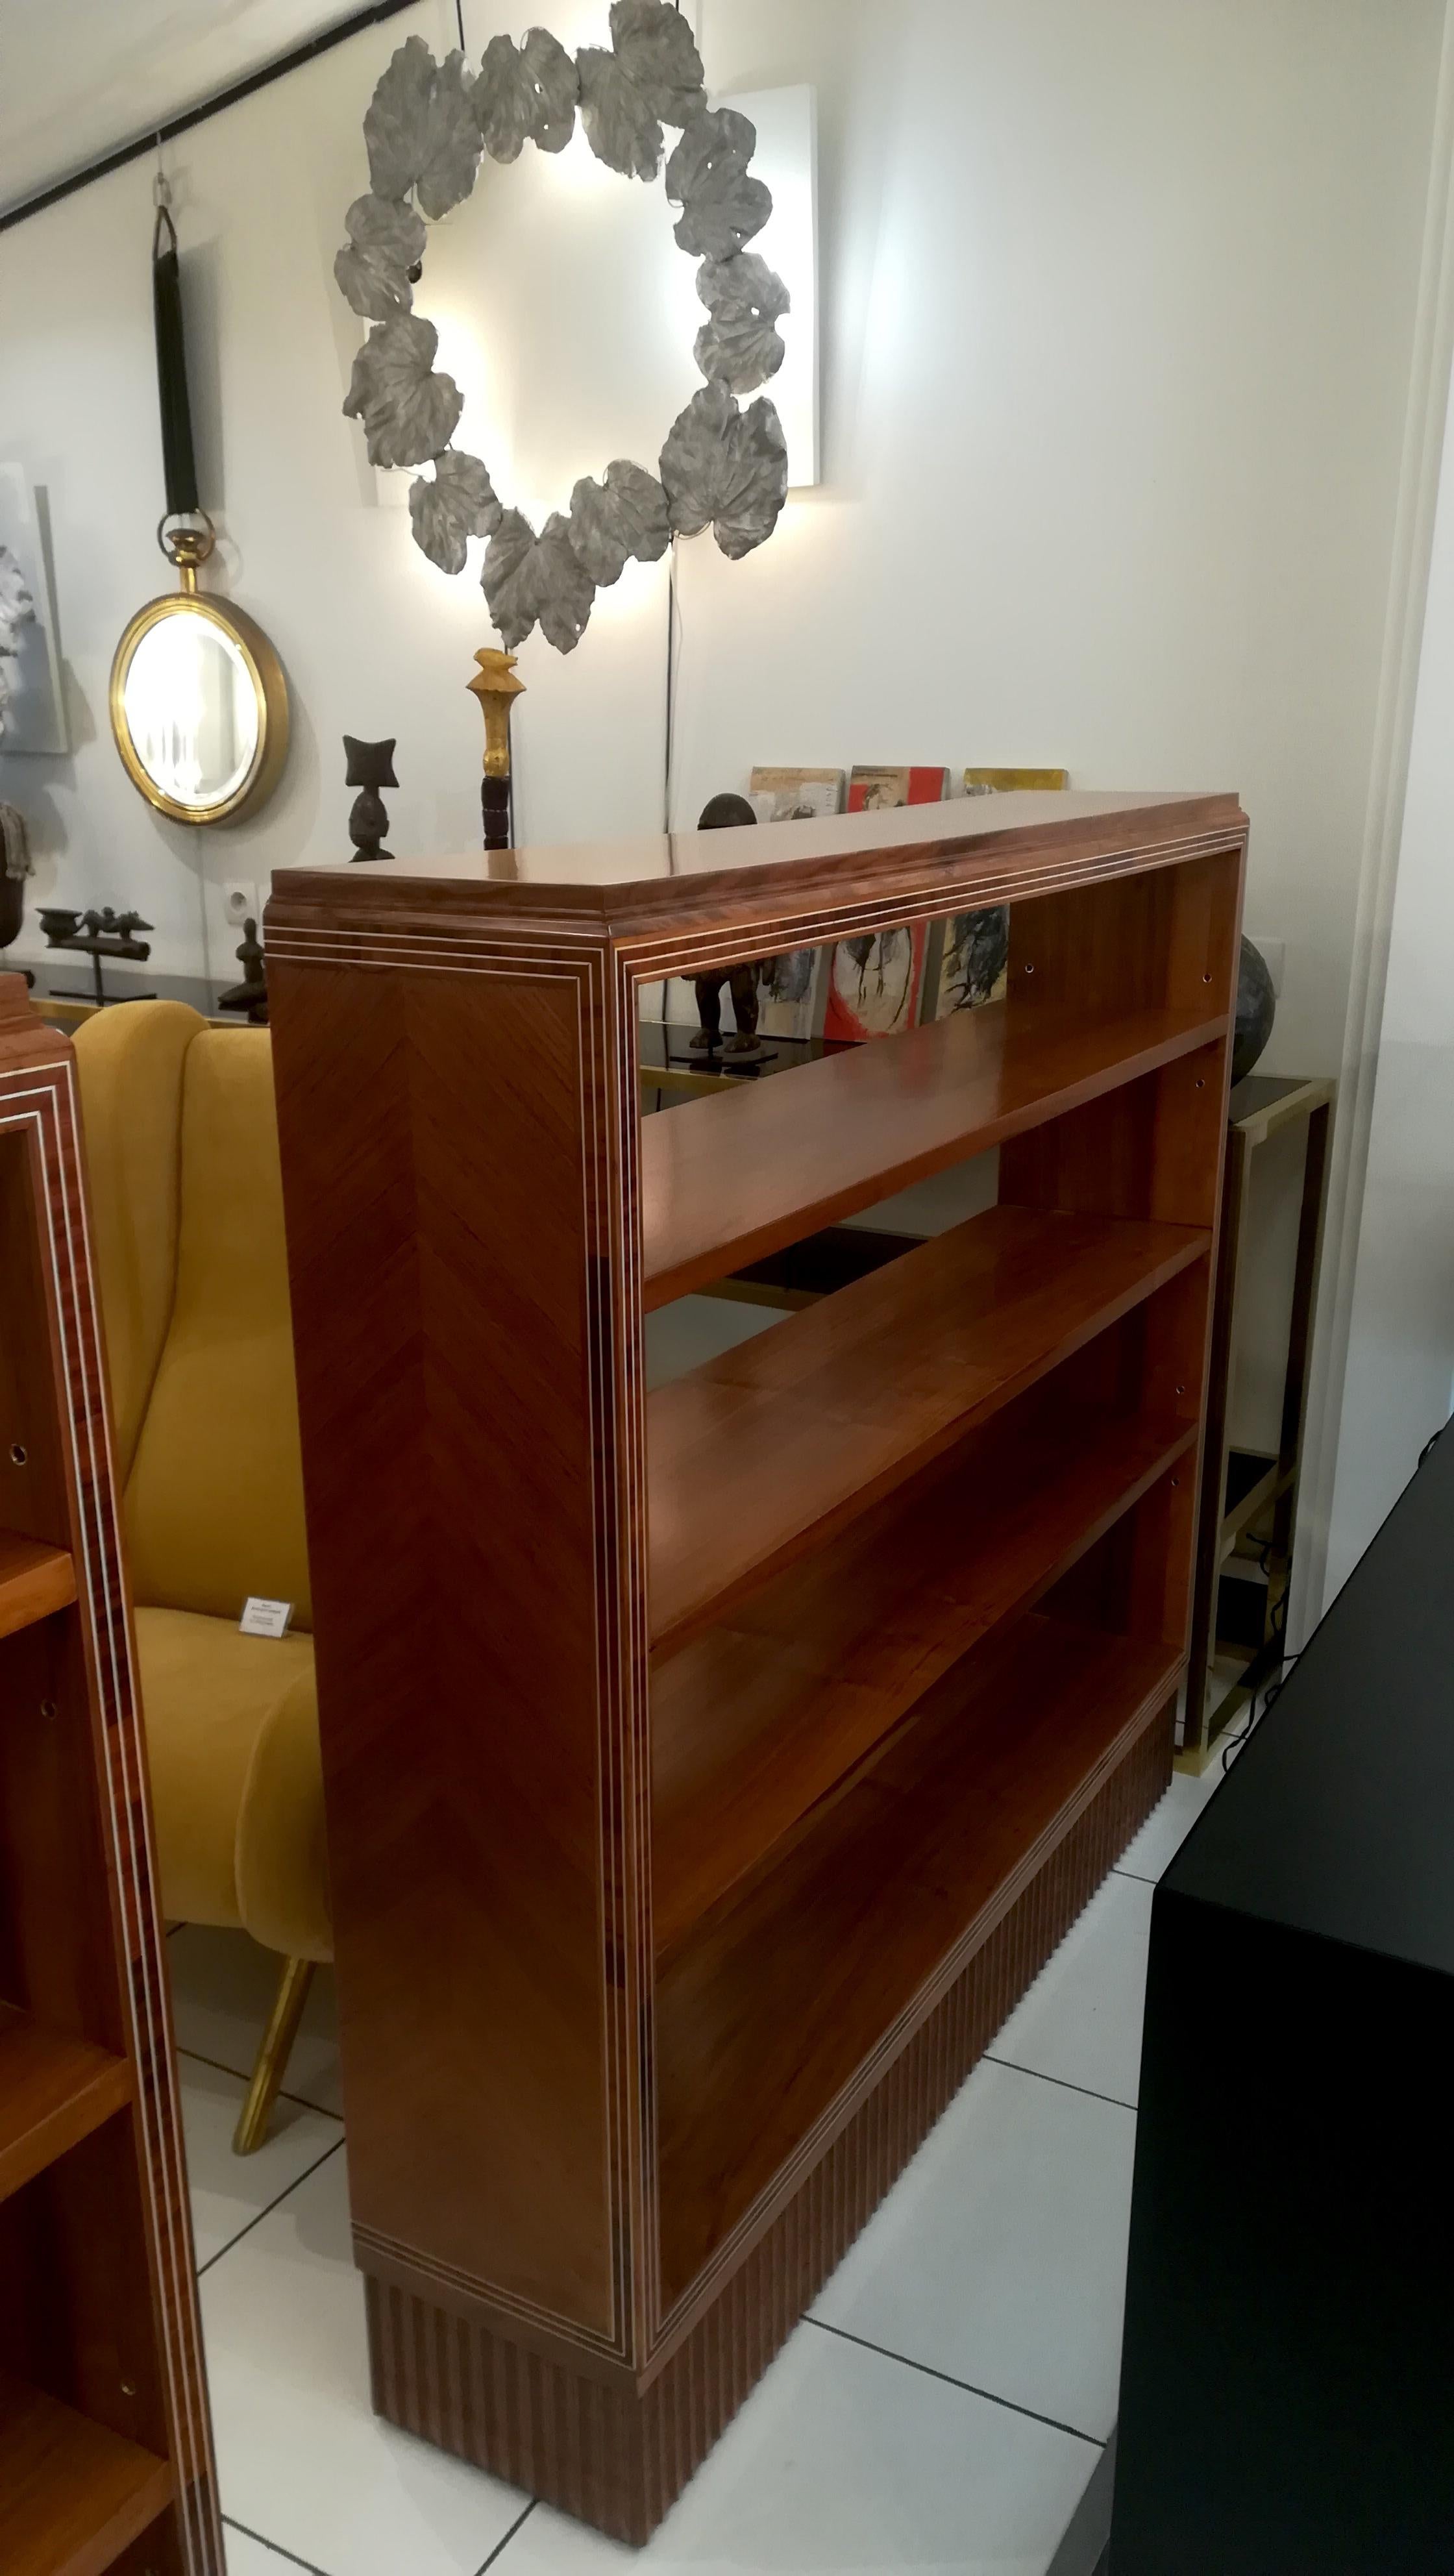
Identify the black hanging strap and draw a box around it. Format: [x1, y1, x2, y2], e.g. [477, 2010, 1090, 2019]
[152, 196, 200, 517]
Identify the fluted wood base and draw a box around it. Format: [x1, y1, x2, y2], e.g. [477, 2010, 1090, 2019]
[365, 1696, 1171, 2543]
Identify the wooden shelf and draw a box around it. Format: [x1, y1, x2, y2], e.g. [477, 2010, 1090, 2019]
[264, 793, 1246, 2537]
[0, 982, 224, 2570]
[0, 2373, 171, 2576]
[653, 1404, 1196, 1955]
[648, 1201, 1208, 1655]
[641, 996, 1225, 1310]
[656, 1611, 1181, 2305]
[0, 2004, 132, 2205]
[0, 1531, 76, 1641]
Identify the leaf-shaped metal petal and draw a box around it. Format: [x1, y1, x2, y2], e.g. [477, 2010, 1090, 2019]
[608, 0, 704, 127]
[577, 46, 662, 179]
[364, 38, 481, 218]
[482, 509, 595, 653]
[694, 251, 789, 391]
[666, 106, 772, 258]
[409, 451, 502, 573]
[659, 383, 787, 560]
[364, 36, 435, 198]
[416, 50, 482, 217]
[476, 27, 578, 160]
[333, 192, 426, 321]
[342, 314, 464, 469]
[567, 460, 671, 586]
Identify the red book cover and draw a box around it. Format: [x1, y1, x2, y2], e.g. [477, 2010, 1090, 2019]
[823, 768, 948, 1038]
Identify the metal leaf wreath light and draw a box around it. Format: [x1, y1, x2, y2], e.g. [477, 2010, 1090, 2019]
[335, 2, 791, 654]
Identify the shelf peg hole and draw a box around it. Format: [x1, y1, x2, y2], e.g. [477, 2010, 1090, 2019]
[1176, 1383, 1186, 1396]
[1194, 1078, 1205, 1090]
[9, 1441, 27, 1465]
[120, 2379, 137, 2399]
[1203, 971, 1213, 983]
[39, 1698, 56, 1720]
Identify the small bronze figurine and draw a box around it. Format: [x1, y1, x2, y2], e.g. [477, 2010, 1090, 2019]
[690, 794, 769, 1061]
[344, 736, 397, 862]
[40, 904, 154, 1007]
[218, 916, 267, 1023]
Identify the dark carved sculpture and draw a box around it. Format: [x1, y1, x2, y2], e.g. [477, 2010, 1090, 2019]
[690, 793, 768, 1060]
[218, 916, 268, 1023]
[39, 904, 154, 1006]
[344, 734, 398, 861]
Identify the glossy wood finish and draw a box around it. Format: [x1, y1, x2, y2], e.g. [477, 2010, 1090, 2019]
[650, 1204, 1208, 1655]
[0, 2372, 172, 2576]
[653, 1394, 1198, 1955]
[0, 977, 221, 2575]
[643, 997, 1224, 1309]
[264, 795, 1246, 2540]
[365, 1697, 1174, 2546]
[658, 1611, 1181, 2306]
[0, 2005, 131, 2204]
[275, 787, 1245, 932]
[0, 1531, 77, 1640]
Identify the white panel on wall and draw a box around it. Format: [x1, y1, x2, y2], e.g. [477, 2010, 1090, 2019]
[0, 466, 70, 754]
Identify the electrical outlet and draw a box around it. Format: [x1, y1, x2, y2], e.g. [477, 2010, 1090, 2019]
[1246, 934, 1285, 997]
[223, 881, 259, 929]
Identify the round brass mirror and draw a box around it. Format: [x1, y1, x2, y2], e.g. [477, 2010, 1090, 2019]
[110, 519, 288, 826]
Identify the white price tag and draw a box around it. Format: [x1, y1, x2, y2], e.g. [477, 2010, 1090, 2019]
[240, 1596, 293, 1639]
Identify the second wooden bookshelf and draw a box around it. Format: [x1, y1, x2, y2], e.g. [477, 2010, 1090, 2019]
[264, 787, 1245, 2544]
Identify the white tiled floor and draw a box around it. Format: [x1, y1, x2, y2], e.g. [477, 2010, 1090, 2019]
[173, 1751, 1238, 2576]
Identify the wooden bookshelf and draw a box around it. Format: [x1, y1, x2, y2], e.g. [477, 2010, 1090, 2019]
[265, 787, 1245, 2544]
[0, 980, 222, 2576]
[642, 992, 1225, 1306]
[0, 2373, 173, 2576]
[0, 1532, 77, 1641]
[649, 1200, 1207, 1652]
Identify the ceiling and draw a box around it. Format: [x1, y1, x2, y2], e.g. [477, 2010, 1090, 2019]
[0, 0, 367, 218]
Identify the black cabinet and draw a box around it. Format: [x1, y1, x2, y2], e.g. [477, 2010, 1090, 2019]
[1110, 1423, 1454, 2573]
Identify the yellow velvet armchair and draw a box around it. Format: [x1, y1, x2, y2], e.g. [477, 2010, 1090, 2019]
[75, 1000, 328, 2151]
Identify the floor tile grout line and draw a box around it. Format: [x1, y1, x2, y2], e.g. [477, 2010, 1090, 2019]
[474, 2500, 537, 2570]
[983, 2051, 1137, 2114]
[806, 2316, 1104, 2449]
[222, 2512, 332, 2575]
[196, 2136, 347, 2278]
[176, 2038, 343, 2124]
[1113, 1864, 1160, 1885]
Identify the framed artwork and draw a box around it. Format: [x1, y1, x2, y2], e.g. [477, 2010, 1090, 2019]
[848, 765, 950, 813]
[963, 766, 1068, 794]
[921, 910, 1011, 1018]
[921, 769, 1068, 1017]
[0, 466, 69, 755]
[748, 764, 844, 824]
[819, 765, 948, 1041]
[746, 767, 844, 1039]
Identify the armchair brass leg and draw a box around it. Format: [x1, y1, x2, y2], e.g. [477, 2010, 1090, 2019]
[232, 1955, 316, 2155]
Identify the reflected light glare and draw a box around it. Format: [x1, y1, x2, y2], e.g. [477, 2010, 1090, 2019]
[122, 617, 256, 806]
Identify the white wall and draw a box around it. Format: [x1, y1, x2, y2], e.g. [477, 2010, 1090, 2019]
[1324, 334, 1454, 1598]
[0, 0, 1444, 1092]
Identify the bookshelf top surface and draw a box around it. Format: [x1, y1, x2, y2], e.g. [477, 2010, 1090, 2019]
[267, 789, 1246, 942]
